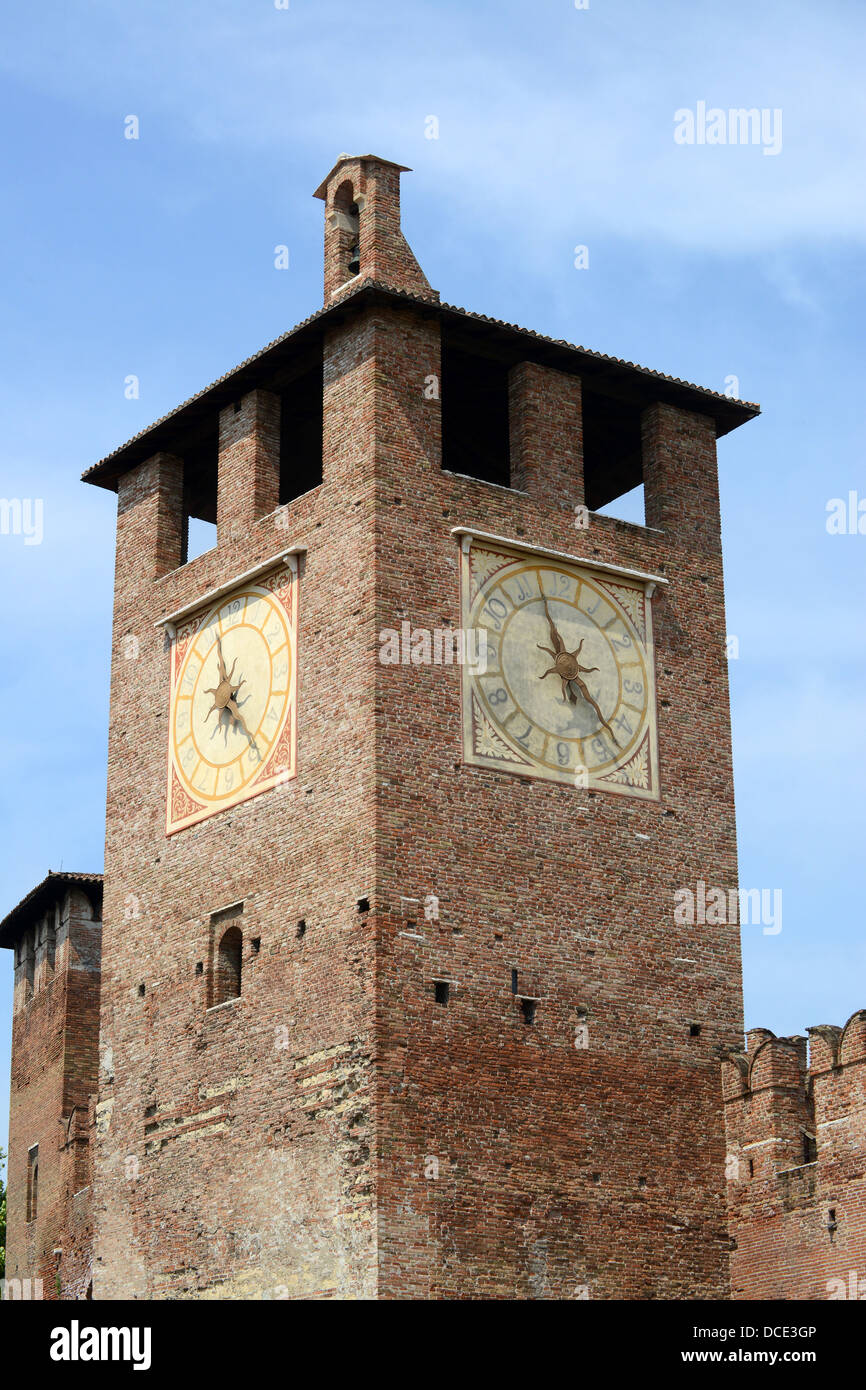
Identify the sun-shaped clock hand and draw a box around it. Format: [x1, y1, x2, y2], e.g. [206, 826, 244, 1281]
[204, 638, 256, 743]
[537, 594, 620, 747]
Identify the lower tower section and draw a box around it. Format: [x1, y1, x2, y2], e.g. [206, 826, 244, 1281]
[0, 873, 102, 1300]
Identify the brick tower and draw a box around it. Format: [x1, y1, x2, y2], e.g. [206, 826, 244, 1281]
[76, 153, 759, 1298]
[0, 873, 102, 1299]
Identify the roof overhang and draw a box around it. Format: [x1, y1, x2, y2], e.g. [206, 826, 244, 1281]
[313, 154, 412, 200]
[81, 280, 760, 494]
[0, 872, 103, 950]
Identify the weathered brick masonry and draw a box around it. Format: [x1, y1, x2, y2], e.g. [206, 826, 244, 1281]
[4, 153, 859, 1299]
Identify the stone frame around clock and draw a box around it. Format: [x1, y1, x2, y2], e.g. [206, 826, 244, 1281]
[163, 557, 299, 835]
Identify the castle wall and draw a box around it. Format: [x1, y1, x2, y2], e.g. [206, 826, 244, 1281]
[723, 1013, 866, 1300]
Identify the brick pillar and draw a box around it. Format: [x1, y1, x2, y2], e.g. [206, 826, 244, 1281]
[508, 360, 583, 507]
[322, 305, 442, 494]
[116, 452, 184, 583]
[322, 313, 379, 491]
[217, 388, 280, 543]
[641, 403, 720, 550]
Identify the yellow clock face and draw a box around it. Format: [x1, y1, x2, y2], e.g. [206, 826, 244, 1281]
[166, 567, 297, 833]
[460, 539, 659, 798]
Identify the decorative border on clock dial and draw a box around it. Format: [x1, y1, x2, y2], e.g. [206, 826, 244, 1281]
[458, 534, 660, 800]
[165, 561, 298, 834]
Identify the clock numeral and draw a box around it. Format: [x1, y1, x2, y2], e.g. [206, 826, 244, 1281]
[590, 735, 613, 763]
[614, 712, 633, 737]
[481, 597, 509, 631]
[623, 678, 643, 696]
[556, 741, 571, 766]
[612, 631, 633, 651]
[514, 724, 533, 748]
[487, 687, 509, 707]
[505, 575, 533, 603]
[274, 661, 288, 679]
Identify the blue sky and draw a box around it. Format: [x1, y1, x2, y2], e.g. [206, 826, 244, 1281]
[1, 0, 864, 1153]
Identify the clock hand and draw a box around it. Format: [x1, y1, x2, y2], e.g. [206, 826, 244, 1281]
[568, 674, 620, 748]
[539, 593, 567, 655]
[215, 637, 228, 684]
[536, 596, 620, 747]
[225, 697, 255, 743]
[203, 644, 258, 745]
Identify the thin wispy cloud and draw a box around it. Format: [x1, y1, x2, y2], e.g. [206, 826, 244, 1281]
[3, 0, 865, 254]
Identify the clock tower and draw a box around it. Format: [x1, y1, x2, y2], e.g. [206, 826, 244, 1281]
[81, 153, 758, 1298]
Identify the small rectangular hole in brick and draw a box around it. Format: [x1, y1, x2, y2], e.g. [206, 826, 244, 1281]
[434, 981, 450, 1006]
[520, 998, 537, 1025]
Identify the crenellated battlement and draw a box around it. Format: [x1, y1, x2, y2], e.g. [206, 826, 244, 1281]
[723, 1012, 866, 1112]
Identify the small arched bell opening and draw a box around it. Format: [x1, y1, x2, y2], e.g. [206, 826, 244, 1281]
[333, 179, 361, 283]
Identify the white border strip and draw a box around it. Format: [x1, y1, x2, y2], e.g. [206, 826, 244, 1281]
[155, 547, 305, 634]
[450, 527, 667, 594]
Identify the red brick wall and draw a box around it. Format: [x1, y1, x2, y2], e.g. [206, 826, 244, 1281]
[724, 1013, 866, 1300]
[5, 886, 100, 1300]
[366, 306, 744, 1297]
[93, 315, 382, 1299]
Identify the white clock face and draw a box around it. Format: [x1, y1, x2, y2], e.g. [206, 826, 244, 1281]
[460, 540, 659, 798]
[167, 569, 297, 833]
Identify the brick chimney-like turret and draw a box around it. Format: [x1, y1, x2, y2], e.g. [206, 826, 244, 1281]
[314, 153, 437, 304]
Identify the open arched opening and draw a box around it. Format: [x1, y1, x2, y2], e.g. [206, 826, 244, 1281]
[214, 925, 242, 1005]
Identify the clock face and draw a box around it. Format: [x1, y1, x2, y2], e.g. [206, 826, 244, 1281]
[460, 539, 659, 798]
[166, 566, 297, 833]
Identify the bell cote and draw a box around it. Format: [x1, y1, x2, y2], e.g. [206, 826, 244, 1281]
[313, 153, 437, 304]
